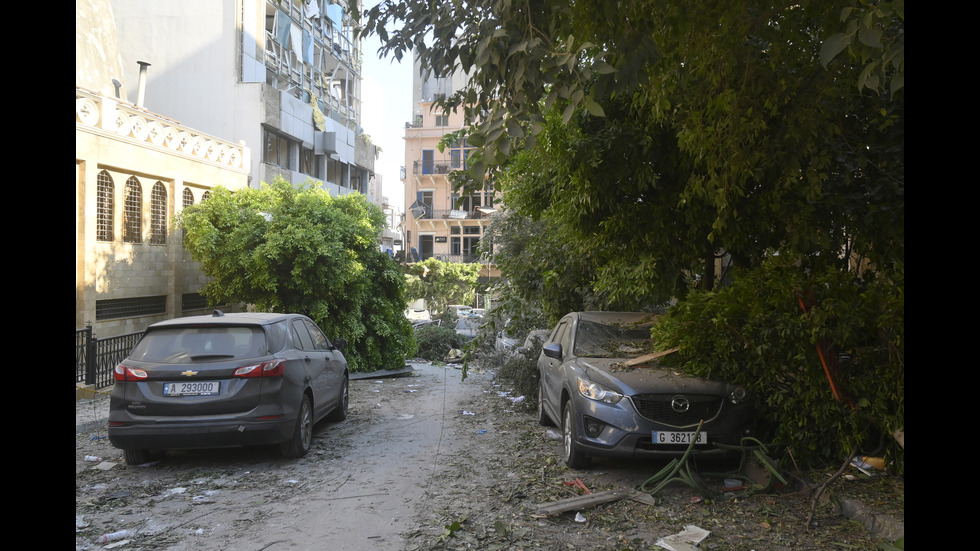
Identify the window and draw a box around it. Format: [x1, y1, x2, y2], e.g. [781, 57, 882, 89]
[123, 176, 142, 243]
[181, 293, 207, 311]
[263, 129, 290, 169]
[150, 181, 167, 245]
[455, 194, 482, 212]
[435, 113, 449, 126]
[97, 170, 114, 242]
[417, 190, 434, 218]
[327, 157, 340, 184]
[291, 319, 315, 350]
[202, 190, 212, 201]
[182, 188, 194, 208]
[451, 226, 480, 260]
[448, 139, 474, 169]
[304, 319, 330, 350]
[422, 150, 434, 174]
[300, 147, 319, 177]
[95, 295, 167, 320]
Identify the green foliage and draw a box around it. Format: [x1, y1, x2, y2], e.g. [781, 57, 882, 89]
[651, 256, 904, 471]
[820, 0, 904, 96]
[413, 323, 461, 361]
[403, 258, 481, 315]
[176, 178, 416, 372]
[491, 339, 545, 411]
[362, 0, 904, 467]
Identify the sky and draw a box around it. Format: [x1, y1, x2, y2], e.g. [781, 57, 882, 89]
[360, 29, 412, 218]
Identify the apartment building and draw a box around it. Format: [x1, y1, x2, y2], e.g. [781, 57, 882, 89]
[77, 0, 251, 337]
[108, 0, 381, 203]
[402, 66, 499, 281]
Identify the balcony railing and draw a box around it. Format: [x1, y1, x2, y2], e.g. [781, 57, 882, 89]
[75, 88, 249, 172]
[413, 206, 491, 220]
[422, 253, 483, 264]
[414, 160, 460, 175]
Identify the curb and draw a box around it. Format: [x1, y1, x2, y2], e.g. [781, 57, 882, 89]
[836, 496, 905, 542]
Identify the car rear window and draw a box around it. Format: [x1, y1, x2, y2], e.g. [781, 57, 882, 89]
[128, 326, 269, 363]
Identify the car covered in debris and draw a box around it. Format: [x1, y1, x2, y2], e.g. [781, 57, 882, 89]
[454, 316, 483, 342]
[536, 311, 755, 468]
[108, 311, 350, 465]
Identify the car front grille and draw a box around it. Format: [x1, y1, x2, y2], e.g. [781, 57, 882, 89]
[629, 394, 723, 427]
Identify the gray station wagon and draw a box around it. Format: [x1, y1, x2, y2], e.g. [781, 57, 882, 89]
[108, 310, 349, 465]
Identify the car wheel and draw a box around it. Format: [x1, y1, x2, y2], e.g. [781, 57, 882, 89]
[537, 383, 553, 426]
[562, 399, 590, 469]
[123, 448, 162, 466]
[325, 376, 349, 422]
[280, 394, 313, 458]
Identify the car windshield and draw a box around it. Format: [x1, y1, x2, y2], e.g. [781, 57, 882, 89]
[573, 320, 656, 358]
[128, 326, 268, 362]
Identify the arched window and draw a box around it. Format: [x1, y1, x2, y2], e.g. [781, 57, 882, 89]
[123, 176, 142, 243]
[96, 170, 114, 242]
[150, 181, 168, 245]
[182, 187, 194, 208]
[202, 190, 212, 202]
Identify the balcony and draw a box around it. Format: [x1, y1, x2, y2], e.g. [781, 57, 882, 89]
[263, 0, 360, 127]
[413, 160, 458, 176]
[414, 207, 492, 221]
[422, 253, 483, 264]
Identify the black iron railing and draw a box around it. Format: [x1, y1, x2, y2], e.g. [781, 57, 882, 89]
[76, 326, 144, 389]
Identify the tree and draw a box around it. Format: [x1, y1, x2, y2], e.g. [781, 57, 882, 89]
[360, 0, 903, 466]
[177, 178, 416, 372]
[402, 257, 481, 316]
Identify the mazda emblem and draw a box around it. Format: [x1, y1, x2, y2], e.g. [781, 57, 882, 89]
[671, 396, 690, 413]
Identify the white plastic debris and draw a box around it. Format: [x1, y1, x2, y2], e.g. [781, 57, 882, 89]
[656, 525, 710, 551]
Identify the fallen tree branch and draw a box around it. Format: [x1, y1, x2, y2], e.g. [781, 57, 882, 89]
[806, 445, 860, 528]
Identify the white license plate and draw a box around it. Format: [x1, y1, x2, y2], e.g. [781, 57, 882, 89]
[652, 431, 707, 445]
[163, 381, 220, 396]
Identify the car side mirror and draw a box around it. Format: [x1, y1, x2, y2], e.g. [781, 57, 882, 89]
[542, 343, 562, 360]
[333, 338, 348, 352]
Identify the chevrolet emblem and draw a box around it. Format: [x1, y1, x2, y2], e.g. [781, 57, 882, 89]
[181, 370, 198, 377]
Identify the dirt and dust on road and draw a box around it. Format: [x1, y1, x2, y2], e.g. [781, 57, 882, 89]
[76, 360, 903, 551]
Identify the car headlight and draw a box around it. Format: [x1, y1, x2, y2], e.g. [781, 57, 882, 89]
[577, 378, 623, 404]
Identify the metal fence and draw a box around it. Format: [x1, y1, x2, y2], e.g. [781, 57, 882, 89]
[75, 326, 144, 389]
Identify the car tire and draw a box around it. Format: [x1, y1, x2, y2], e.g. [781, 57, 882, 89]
[537, 383, 553, 426]
[123, 448, 160, 466]
[562, 399, 590, 469]
[280, 394, 313, 459]
[325, 376, 349, 422]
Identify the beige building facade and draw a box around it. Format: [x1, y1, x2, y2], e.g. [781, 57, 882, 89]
[76, 0, 250, 337]
[402, 65, 500, 284]
[75, 90, 251, 337]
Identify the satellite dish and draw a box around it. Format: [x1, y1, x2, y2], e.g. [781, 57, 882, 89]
[409, 200, 427, 219]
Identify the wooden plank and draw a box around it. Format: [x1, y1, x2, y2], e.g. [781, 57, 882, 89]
[624, 347, 680, 367]
[535, 489, 633, 516]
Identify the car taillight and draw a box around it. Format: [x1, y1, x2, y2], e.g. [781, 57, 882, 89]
[234, 359, 286, 378]
[113, 364, 148, 382]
